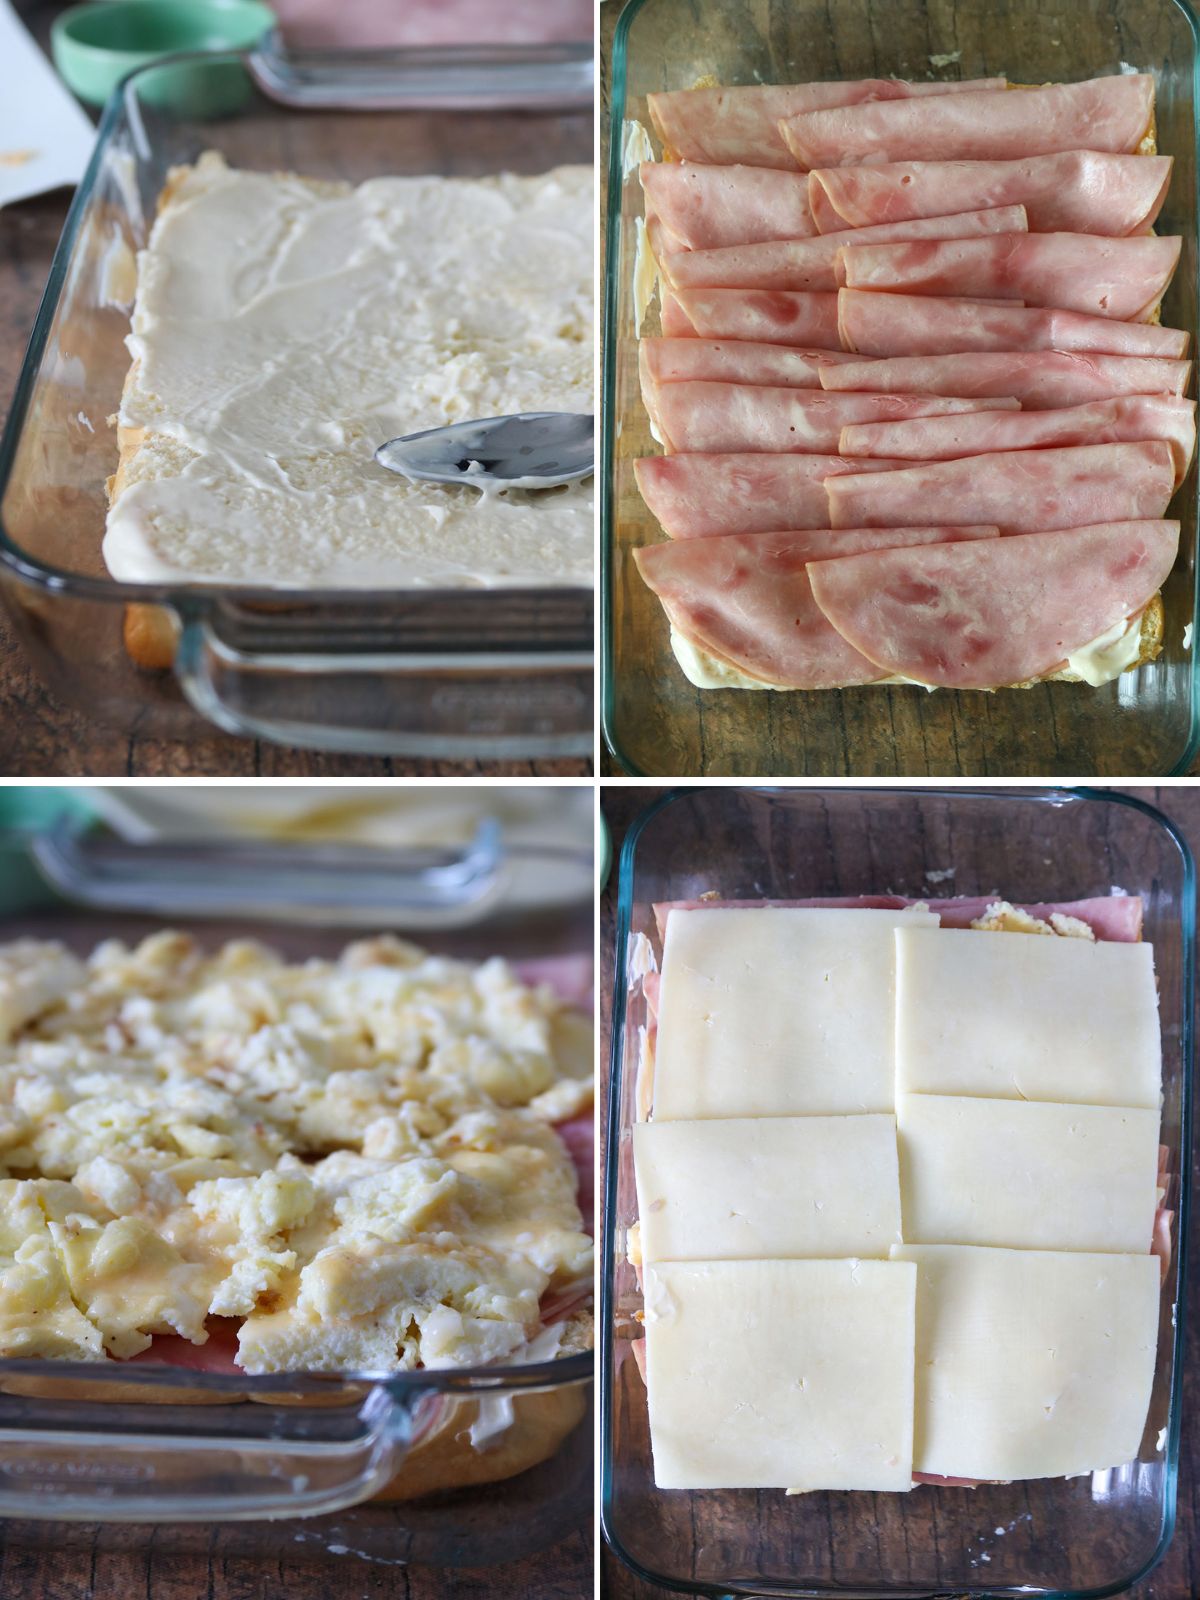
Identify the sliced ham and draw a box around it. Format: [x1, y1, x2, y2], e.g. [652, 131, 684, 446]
[650, 894, 1144, 942]
[838, 290, 1190, 360]
[634, 527, 1000, 688]
[807, 519, 1180, 688]
[661, 206, 1028, 293]
[825, 441, 1176, 534]
[648, 380, 1018, 455]
[836, 233, 1182, 322]
[647, 77, 1007, 170]
[821, 352, 1191, 411]
[779, 74, 1156, 168]
[633, 451, 904, 538]
[660, 286, 840, 348]
[640, 161, 818, 248]
[839, 395, 1197, 486]
[640, 337, 856, 391]
[810, 152, 1174, 236]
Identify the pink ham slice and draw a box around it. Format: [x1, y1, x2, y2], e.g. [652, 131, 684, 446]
[647, 77, 1007, 170]
[651, 894, 1144, 942]
[826, 441, 1176, 533]
[635, 526, 999, 688]
[839, 395, 1197, 486]
[648, 381, 1017, 455]
[810, 152, 1174, 236]
[838, 290, 1190, 361]
[837, 233, 1182, 322]
[660, 286, 841, 348]
[640, 337, 856, 391]
[661, 206, 1028, 293]
[633, 451, 904, 537]
[821, 352, 1191, 410]
[779, 74, 1156, 169]
[808, 519, 1179, 689]
[640, 161, 818, 248]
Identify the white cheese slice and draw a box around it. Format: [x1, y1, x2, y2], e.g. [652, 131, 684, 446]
[633, 1114, 901, 1263]
[897, 1094, 1160, 1254]
[893, 1243, 1159, 1481]
[643, 1257, 916, 1490]
[654, 908, 939, 1119]
[895, 927, 1160, 1108]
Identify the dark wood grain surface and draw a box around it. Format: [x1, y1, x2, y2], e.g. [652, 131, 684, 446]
[0, 3, 592, 779]
[598, 0, 1200, 778]
[599, 783, 1200, 1600]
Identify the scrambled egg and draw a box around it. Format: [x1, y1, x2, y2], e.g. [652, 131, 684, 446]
[0, 933, 592, 1373]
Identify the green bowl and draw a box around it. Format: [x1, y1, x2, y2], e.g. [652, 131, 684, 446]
[52, 0, 275, 113]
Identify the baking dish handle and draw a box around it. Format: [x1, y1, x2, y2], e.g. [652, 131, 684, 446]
[173, 614, 593, 759]
[0, 1383, 441, 1522]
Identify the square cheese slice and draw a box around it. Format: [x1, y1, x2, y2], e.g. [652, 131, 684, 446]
[654, 908, 939, 1119]
[893, 1244, 1159, 1481]
[633, 1114, 902, 1263]
[896, 1095, 1160, 1254]
[643, 1258, 916, 1490]
[895, 928, 1160, 1108]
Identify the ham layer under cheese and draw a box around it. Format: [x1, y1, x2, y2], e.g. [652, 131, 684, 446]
[641, 161, 818, 249]
[647, 77, 1007, 169]
[639, 337, 857, 392]
[825, 441, 1176, 533]
[836, 233, 1182, 323]
[837, 290, 1190, 361]
[838, 396, 1197, 486]
[820, 351, 1192, 411]
[634, 526, 1000, 688]
[661, 206, 1028, 293]
[633, 452, 904, 538]
[661, 286, 840, 348]
[807, 519, 1179, 687]
[809, 151, 1173, 236]
[649, 380, 1018, 455]
[779, 74, 1156, 169]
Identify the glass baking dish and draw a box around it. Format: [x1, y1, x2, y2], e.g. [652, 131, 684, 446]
[601, 0, 1200, 776]
[602, 786, 1192, 1597]
[0, 792, 592, 1568]
[0, 49, 593, 760]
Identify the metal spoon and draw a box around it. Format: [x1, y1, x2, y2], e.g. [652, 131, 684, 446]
[375, 411, 593, 490]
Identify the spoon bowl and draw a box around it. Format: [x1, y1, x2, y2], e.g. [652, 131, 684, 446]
[375, 411, 593, 489]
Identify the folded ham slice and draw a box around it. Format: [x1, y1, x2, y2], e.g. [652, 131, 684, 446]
[779, 74, 1156, 168]
[821, 352, 1191, 410]
[640, 162, 818, 248]
[807, 520, 1180, 689]
[660, 286, 841, 348]
[838, 290, 1190, 360]
[647, 77, 1007, 170]
[648, 380, 1018, 455]
[633, 452, 904, 538]
[634, 526, 1000, 688]
[640, 337, 856, 391]
[825, 441, 1176, 533]
[661, 207, 1028, 293]
[839, 396, 1197, 486]
[837, 233, 1182, 322]
[810, 152, 1174, 236]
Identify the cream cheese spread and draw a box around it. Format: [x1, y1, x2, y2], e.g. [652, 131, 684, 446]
[0, 932, 592, 1374]
[105, 153, 593, 589]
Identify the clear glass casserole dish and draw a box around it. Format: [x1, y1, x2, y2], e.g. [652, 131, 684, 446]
[602, 785, 1192, 1597]
[601, 0, 1200, 776]
[0, 796, 593, 1568]
[0, 49, 593, 760]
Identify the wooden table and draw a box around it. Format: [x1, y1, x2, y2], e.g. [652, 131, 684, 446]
[0, 3, 591, 778]
[600, 784, 1200, 1600]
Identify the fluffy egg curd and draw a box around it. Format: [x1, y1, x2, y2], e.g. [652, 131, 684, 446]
[0, 932, 592, 1375]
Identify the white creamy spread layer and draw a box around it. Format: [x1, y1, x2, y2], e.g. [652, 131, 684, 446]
[105, 153, 593, 589]
[0, 933, 591, 1374]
